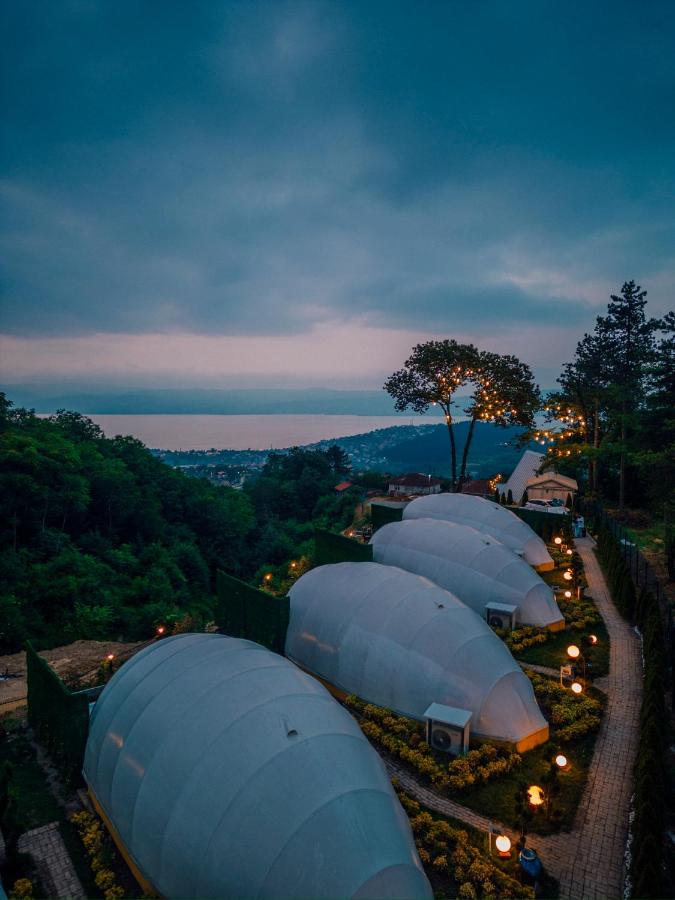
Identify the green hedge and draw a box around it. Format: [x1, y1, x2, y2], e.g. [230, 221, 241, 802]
[512, 507, 572, 542]
[594, 526, 668, 897]
[314, 529, 373, 566]
[215, 570, 289, 654]
[370, 502, 404, 532]
[26, 641, 90, 786]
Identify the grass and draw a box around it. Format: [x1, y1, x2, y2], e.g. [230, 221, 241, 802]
[458, 724, 602, 836]
[514, 620, 610, 679]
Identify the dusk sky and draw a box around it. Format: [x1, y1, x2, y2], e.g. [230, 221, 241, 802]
[2, 1, 674, 391]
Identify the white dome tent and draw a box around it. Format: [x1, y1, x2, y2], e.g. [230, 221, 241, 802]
[286, 563, 549, 752]
[403, 493, 554, 570]
[370, 518, 563, 629]
[83, 633, 432, 900]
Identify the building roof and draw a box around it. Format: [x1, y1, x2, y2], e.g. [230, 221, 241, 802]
[526, 472, 578, 490]
[287, 562, 548, 746]
[84, 634, 431, 900]
[460, 478, 491, 496]
[389, 473, 442, 487]
[370, 519, 562, 628]
[402, 493, 554, 570]
[334, 480, 353, 491]
[500, 450, 546, 504]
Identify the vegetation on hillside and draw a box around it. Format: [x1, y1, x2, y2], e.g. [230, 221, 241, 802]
[0, 395, 353, 652]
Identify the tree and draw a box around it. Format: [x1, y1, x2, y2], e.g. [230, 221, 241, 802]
[384, 340, 479, 490]
[384, 342, 539, 491]
[595, 281, 658, 509]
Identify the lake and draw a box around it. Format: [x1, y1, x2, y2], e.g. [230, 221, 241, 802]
[55, 413, 442, 450]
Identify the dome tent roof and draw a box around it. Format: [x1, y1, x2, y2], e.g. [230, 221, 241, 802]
[370, 518, 563, 628]
[403, 493, 554, 570]
[84, 633, 431, 900]
[286, 563, 548, 749]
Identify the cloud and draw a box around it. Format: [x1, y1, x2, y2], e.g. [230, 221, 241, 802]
[0, 0, 674, 378]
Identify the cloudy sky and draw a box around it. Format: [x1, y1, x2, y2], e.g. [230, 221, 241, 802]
[1, 0, 674, 391]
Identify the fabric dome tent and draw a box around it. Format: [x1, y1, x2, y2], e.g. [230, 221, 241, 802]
[84, 633, 431, 900]
[286, 563, 548, 751]
[403, 493, 554, 570]
[371, 518, 563, 629]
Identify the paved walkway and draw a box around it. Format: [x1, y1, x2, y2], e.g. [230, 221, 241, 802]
[390, 537, 642, 900]
[17, 822, 86, 899]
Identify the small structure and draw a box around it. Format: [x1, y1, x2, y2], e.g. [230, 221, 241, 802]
[424, 703, 471, 755]
[389, 473, 442, 496]
[498, 450, 545, 505]
[460, 478, 491, 497]
[334, 480, 353, 494]
[525, 472, 578, 503]
[485, 602, 518, 630]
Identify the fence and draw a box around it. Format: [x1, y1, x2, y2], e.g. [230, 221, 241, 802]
[215, 570, 290, 654]
[314, 529, 373, 566]
[25, 641, 90, 786]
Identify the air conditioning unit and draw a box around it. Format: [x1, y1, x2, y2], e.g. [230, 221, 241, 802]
[485, 602, 518, 631]
[424, 703, 471, 756]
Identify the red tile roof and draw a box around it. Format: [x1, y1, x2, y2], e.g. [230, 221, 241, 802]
[334, 481, 353, 491]
[389, 473, 442, 487]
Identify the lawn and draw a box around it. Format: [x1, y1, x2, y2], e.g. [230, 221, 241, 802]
[514, 621, 610, 680]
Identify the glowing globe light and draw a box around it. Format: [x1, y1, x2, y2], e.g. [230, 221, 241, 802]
[554, 537, 562, 546]
[527, 785, 544, 807]
[265, 573, 273, 582]
[563, 571, 573, 581]
[157, 626, 165, 635]
[566, 549, 573, 555]
[571, 681, 583, 694]
[564, 590, 572, 599]
[567, 644, 580, 659]
[495, 834, 511, 855]
[555, 754, 568, 768]
[107, 654, 115, 661]
[589, 634, 598, 645]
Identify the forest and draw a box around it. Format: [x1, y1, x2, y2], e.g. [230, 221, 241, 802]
[0, 396, 354, 652]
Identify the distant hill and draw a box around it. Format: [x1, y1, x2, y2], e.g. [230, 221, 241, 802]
[382, 422, 533, 478]
[3, 386, 449, 417]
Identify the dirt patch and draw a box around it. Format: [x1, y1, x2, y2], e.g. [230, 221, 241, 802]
[0, 639, 145, 711]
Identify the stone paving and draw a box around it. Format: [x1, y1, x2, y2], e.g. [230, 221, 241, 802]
[388, 537, 642, 900]
[17, 822, 86, 900]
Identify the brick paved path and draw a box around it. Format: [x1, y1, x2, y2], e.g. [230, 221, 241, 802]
[388, 537, 642, 900]
[17, 822, 86, 899]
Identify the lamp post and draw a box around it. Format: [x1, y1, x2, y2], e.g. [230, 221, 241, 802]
[567, 643, 586, 685]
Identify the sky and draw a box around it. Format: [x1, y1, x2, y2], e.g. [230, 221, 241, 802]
[1, 0, 674, 392]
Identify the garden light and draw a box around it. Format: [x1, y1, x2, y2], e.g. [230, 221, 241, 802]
[157, 626, 165, 635]
[564, 590, 572, 599]
[555, 754, 568, 769]
[107, 654, 115, 661]
[571, 681, 583, 694]
[495, 834, 512, 856]
[554, 537, 562, 545]
[265, 573, 273, 582]
[527, 785, 544, 807]
[566, 549, 573, 555]
[589, 634, 598, 645]
[563, 571, 573, 581]
[567, 644, 580, 659]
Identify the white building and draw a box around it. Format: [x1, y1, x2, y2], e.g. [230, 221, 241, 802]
[287, 563, 549, 751]
[388, 473, 442, 496]
[84, 634, 431, 900]
[370, 518, 563, 629]
[403, 492, 554, 571]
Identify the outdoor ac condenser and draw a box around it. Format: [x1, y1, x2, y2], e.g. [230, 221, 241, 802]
[424, 703, 471, 756]
[485, 602, 518, 631]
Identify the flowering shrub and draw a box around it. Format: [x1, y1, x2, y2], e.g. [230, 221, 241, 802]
[8, 879, 33, 900]
[500, 626, 552, 655]
[398, 790, 533, 899]
[345, 696, 521, 793]
[527, 672, 602, 741]
[557, 594, 601, 630]
[69, 810, 129, 900]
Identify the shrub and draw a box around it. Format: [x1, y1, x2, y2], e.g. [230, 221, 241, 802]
[9, 880, 33, 900]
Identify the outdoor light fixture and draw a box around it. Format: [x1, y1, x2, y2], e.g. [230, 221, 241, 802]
[107, 654, 115, 661]
[554, 537, 562, 545]
[265, 573, 273, 582]
[495, 834, 512, 856]
[527, 785, 544, 807]
[157, 626, 165, 635]
[566, 549, 573, 555]
[571, 681, 583, 694]
[564, 590, 572, 599]
[563, 571, 573, 581]
[555, 754, 568, 769]
[589, 634, 598, 645]
[567, 644, 580, 659]
[290, 561, 296, 569]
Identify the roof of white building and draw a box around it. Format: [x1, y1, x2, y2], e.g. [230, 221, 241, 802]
[500, 450, 546, 503]
[84, 634, 431, 900]
[286, 563, 548, 747]
[370, 518, 562, 628]
[402, 492, 554, 570]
